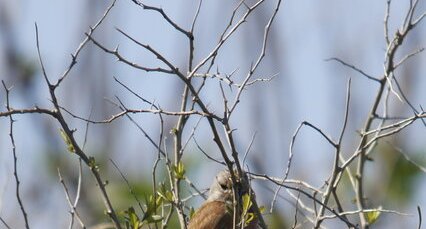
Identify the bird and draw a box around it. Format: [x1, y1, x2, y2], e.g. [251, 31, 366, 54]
[187, 170, 258, 229]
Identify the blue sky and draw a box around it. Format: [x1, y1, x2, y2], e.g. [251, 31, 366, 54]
[1, 0, 426, 228]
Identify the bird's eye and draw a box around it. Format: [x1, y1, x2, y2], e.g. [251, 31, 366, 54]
[219, 182, 228, 190]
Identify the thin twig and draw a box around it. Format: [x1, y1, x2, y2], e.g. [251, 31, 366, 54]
[394, 47, 425, 69]
[417, 206, 422, 229]
[2, 81, 30, 229]
[187, 0, 268, 80]
[242, 132, 257, 165]
[86, 34, 175, 74]
[249, 173, 323, 194]
[35, 22, 122, 229]
[229, 0, 282, 118]
[291, 191, 301, 229]
[384, 0, 391, 45]
[320, 208, 411, 220]
[314, 79, 352, 228]
[57, 167, 86, 229]
[250, 173, 357, 227]
[184, 177, 207, 201]
[60, 105, 207, 124]
[55, 0, 117, 86]
[325, 58, 379, 82]
[110, 159, 145, 213]
[0, 216, 11, 229]
[387, 142, 426, 173]
[130, 0, 191, 38]
[193, 137, 226, 165]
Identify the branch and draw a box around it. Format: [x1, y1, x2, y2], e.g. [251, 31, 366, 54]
[2, 81, 30, 229]
[0, 107, 57, 118]
[418, 206, 422, 229]
[57, 164, 86, 229]
[325, 57, 379, 82]
[249, 173, 357, 228]
[314, 79, 352, 228]
[86, 34, 175, 74]
[130, 0, 192, 38]
[0, 216, 11, 229]
[60, 105, 208, 124]
[55, 0, 117, 86]
[320, 207, 411, 220]
[187, 0, 268, 79]
[35, 21, 122, 229]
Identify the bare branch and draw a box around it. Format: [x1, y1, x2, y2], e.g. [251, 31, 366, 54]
[249, 173, 323, 194]
[249, 173, 357, 228]
[0, 107, 57, 118]
[325, 57, 379, 82]
[394, 47, 425, 69]
[242, 132, 257, 165]
[384, 0, 391, 45]
[387, 142, 426, 173]
[245, 73, 278, 86]
[35, 23, 52, 86]
[229, 0, 283, 116]
[55, 0, 117, 86]
[110, 159, 145, 213]
[193, 137, 226, 165]
[0, 217, 11, 229]
[60, 105, 208, 124]
[418, 206, 422, 229]
[188, 0, 268, 79]
[320, 207, 411, 220]
[110, 97, 167, 157]
[2, 81, 30, 229]
[273, 120, 337, 214]
[57, 167, 86, 229]
[115, 28, 182, 75]
[184, 177, 207, 201]
[130, 0, 191, 38]
[86, 34, 175, 74]
[35, 24, 122, 229]
[314, 79, 352, 228]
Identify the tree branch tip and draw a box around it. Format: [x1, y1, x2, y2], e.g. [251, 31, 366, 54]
[115, 26, 123, 33]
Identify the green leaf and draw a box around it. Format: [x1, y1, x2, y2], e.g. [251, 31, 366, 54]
[245, 213, 255, 225]
[157, 190, 174, 202]
[142, 194, 163, 224]
[189, 207, 195, 219]
[124, 207, 142, 229]
[59, 129, 75, 153]
[173, 161, 186, 180]
[258, 206, 266, 214]
[365, 206, 382, 225]
[241, 194, 255, 226]
[157, 186, 174, 203]
[242, 194, 252, 215]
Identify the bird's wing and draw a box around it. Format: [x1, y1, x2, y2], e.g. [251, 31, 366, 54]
[188, 200, 233, 229]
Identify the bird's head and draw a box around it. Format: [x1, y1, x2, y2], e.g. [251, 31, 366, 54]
[207, 170, 241, 203]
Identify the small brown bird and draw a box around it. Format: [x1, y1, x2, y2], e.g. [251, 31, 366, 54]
[188, 170, 258, 229]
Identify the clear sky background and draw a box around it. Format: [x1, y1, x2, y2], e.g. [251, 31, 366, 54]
[1, 0, 426, 228]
